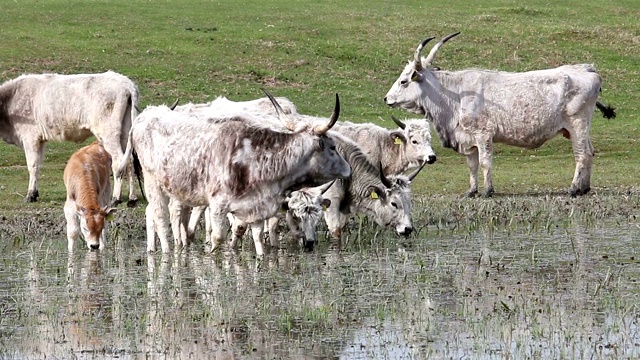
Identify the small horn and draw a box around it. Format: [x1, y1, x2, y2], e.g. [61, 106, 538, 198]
[319, 179, 336, 195]
[425, 32, 460, 66]
[390, 115, 406, 130]
[379, 161, 393, 188]
[413, 36, 435, 71]
[169, 98, 179, 110]
[313, 93, 340, 135]
[407, 161, 427, 182]
[262, 88, 297, 131]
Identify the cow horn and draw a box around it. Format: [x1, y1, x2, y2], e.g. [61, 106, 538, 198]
[313, 93, 340, 135]
[319, 179, 336, 195]
[413, 36, 435, 72]
[169, 98, 179, 110]
[407, 161, 427, 182]
[390, 115, 406, 130]
[379, 161, 393, 188]
[262, 88, 297, 131]
[425, 32, 460, 66]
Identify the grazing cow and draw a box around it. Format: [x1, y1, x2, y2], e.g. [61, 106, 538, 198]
[0, 71, 139, 204]
[321, 132, 426, 239]
[384, 32, 616, 197]
[63, 141, 116, 251]
[228, 180, 335, 251]
[118, 92, 351, 254]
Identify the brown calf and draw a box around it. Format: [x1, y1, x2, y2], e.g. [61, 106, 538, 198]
[63, 141, 116, 251]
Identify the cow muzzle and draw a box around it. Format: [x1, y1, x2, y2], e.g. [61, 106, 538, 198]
[426, 155, 437, 164]
[398, 226, 413, 237]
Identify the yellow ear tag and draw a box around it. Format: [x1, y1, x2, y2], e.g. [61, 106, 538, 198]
[105, 213, 115, 221]
[411, 74, 419, 82]
[370, 191, 379, 200]
[394, 137, 403, 145]
[322, 204, 328, 211]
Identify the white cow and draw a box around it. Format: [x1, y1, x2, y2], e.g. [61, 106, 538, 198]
[0, 71, 139, 204]
[117, 92, 351, 254]
[384, 32, 616, 197]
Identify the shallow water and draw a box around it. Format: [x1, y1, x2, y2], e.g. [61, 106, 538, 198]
[0, 220, 638, 359]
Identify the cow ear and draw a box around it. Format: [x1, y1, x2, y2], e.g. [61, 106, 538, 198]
[103, 206, 117, 221]
[318, 138, 325, 151]
[321, 198, 331, 211]
[390, 131, 406, 145]
[411, 70, 423, 82]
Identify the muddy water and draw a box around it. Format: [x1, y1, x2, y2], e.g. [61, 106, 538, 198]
[0, 220, 638, 359]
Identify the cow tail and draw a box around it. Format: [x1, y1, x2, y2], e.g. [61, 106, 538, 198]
[596, 100, 616, 119]
[115, 126, 134, 180]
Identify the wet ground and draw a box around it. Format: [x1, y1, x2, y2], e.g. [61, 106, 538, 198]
[0, 207, 639, 359]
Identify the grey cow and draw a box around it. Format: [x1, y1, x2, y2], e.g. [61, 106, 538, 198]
[0, 71, 140, 204]
[384, 32, 616, 197]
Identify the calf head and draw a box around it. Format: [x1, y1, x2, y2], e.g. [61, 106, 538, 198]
[364, 163, 426, 237]
[284, 180, 334, 247]
[384, 32, 460, 114]
[77, 205, 116, 250]
[390, 116, 437, 167]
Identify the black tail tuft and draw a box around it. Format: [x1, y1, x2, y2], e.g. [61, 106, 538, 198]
[596, 101, 616, 119]
[132, 149, 146, 201]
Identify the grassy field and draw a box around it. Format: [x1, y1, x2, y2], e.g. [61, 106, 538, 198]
[0, 0, 639, 211]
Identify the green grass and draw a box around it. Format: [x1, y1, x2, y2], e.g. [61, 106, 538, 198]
[0, 0, 639, 210]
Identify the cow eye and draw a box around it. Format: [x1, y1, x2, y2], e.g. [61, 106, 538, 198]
[400, 79, 408, 85]
[411, 140, 418, 145]
[330, 145, 336, 151]
[391, 202, 398, 209]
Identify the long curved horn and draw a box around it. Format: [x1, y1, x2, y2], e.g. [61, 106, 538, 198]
[319, 179, 336, 195]
[262, 88, 297, 131]
[313, 93, 340, 135]
[424, 32, 460, 66]
[407, 161, 427, 182]
[169, 98, 179, 110]
[379, 161, 393, 188]
[413, 36, 435, 71]
[390, 115, 406, 130]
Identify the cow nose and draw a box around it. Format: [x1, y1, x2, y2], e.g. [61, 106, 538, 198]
[402, 226, 413, 237]
[384, 97, 388, 103]
[427, 155, 437, 164]
[89, 244, 100, 250]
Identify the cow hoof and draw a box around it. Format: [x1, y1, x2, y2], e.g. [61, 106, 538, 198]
[483, 188, 494, 198]
[111, 198, 122, 207]
[569, 186, 590, 197]
[303, 240, 316, 252]
[127, 199, 138, 208]
[23, 190, 39, 203]
[464, 190, 478, 198]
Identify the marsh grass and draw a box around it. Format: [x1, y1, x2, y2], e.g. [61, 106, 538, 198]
[0, 0, 639, 208]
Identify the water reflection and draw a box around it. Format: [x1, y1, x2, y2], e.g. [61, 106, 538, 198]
[0, 222, 638, 359]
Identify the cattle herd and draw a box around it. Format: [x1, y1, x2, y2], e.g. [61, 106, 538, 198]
[0, 33, 616, 253]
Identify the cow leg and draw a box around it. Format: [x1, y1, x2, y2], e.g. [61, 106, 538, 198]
[23, 140, 45, 202]
[568, 129, 593, 197]
[229, 215, 248, 250]
[323, 206, 348, 240]
[266, 217, 280, 248]
[478, 141, 494, 198]
[102, 138, 129, 207]
[144, 181, 170, 252]
[465, 150, 479, 198]
[187, 206, 207, 242]
[250, 221, 266, 256]
[169, 200, 189, 248]
[204, 206, 212, 245]
[64, 200, 80, 252]
[209, 210, 229, 253]
[126, 164, 138, 208]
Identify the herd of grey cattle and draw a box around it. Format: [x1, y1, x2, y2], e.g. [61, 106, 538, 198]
[0, 32, 615, 253]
